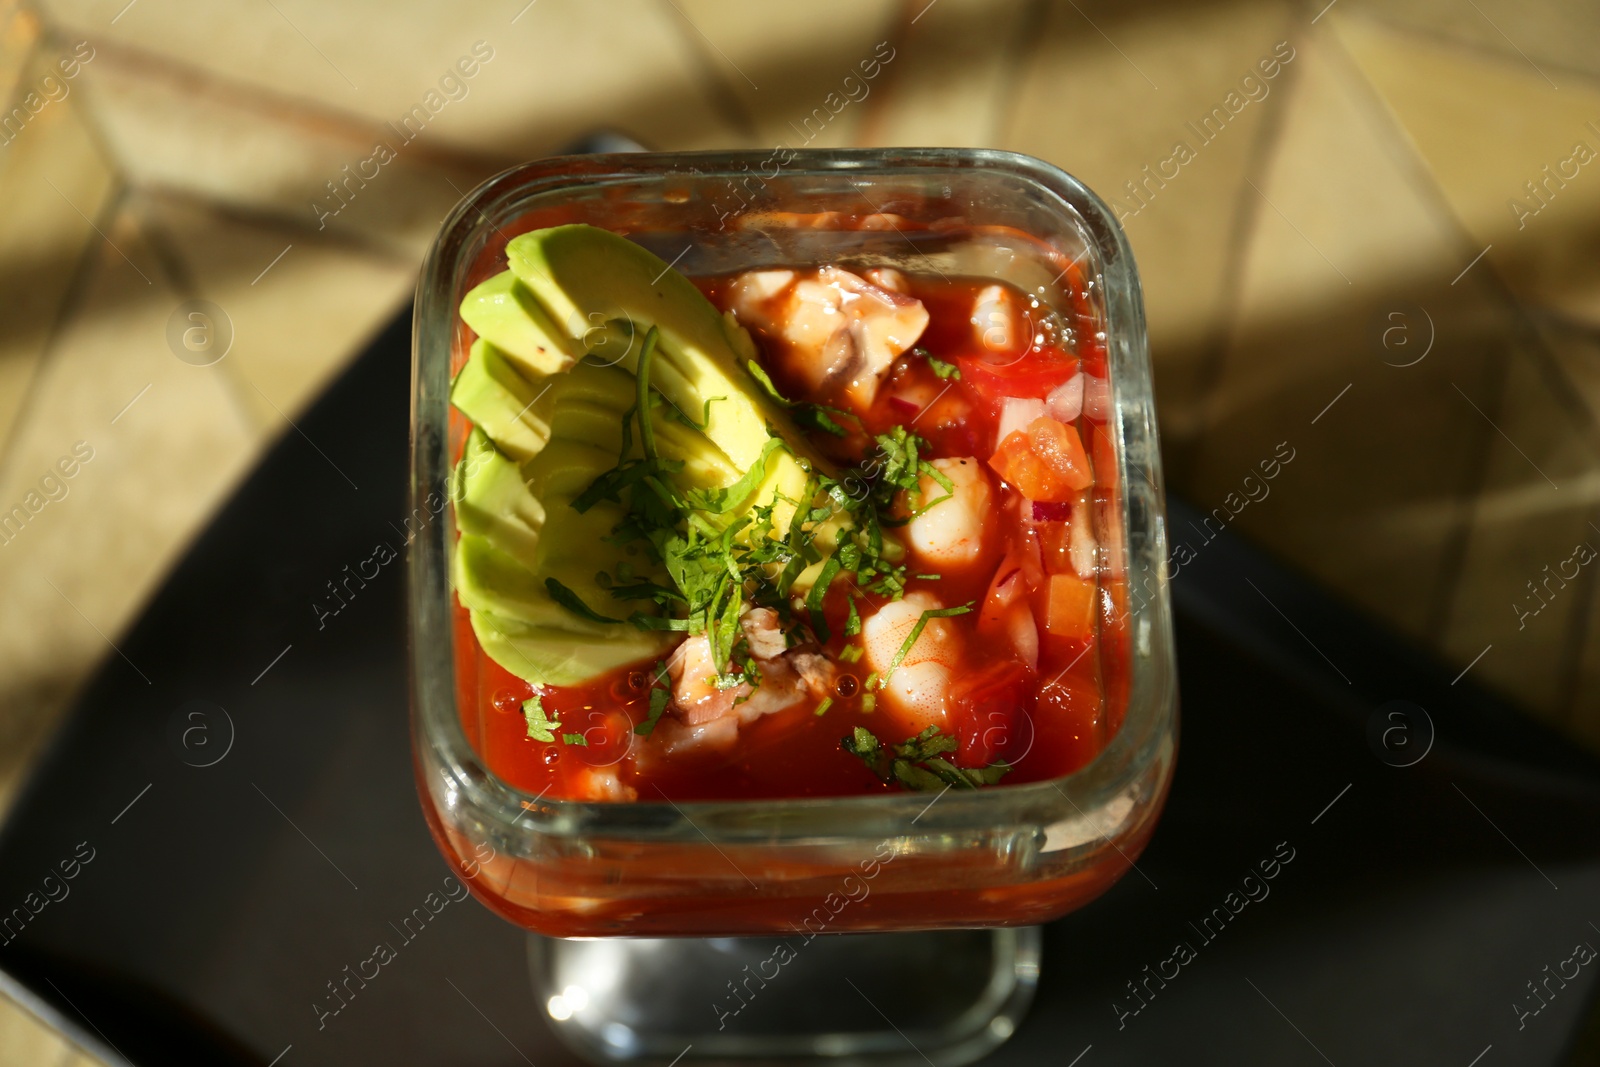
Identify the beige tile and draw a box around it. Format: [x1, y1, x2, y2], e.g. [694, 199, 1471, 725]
[0, 1, 42, 107]
[673, 0, 900, 151]
[0, 203, 262, 815]
[45, 0, 742, 157]
[0, 990, 79, 1067]
[138, 192, 414, 427]
[1187, 27, 1510, 642]
[864, 0, 1032, 148]
[0, 36, 116, 458]
[1338, 0, 1600, 88]
[1334, 14, 1600, 329]
[72, 48, 489, 262]
[999, 0, 1296, 446]
[1436, 350, 1600, 717]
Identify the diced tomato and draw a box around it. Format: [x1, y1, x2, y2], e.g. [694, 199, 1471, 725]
[1042, 573, 1095, 639]
[956, 346, 1078, 411]
[950, 660, 1032, 767]
[988, 417, 1093, 502]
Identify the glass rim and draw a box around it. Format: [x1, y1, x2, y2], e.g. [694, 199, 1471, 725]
[409, 147, 1176, 839]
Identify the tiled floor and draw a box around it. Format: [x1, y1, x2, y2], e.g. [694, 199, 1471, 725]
[3, 0, 1599, 1058]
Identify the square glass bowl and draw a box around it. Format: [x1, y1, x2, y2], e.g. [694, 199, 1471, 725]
[409, 148, 1177, 940]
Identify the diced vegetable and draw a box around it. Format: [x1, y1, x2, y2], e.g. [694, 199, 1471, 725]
[997, 397, 1046, 448]
[1042, 572, 1095, 639]
[955, 347, 1077, 411]
[988, 416, 1093, 502]
[1046, 373, 1083, 423]
[978, 554, 1026, 631]
[1031, 500, 1070, 522]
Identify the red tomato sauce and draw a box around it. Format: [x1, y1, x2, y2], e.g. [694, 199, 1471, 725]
[452, 257, 1127, 802]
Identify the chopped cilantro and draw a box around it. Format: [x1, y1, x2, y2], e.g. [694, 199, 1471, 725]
[561, 733, 589, 746]
[744, 359, 851, 437]
[674, 394, 727, 432]
[545, 577, 623, 624]
[926, 356, 961, 380]
[635, 326, 662, 461]
[633, 663, 671, 736]
[686, 436, 786, 514]
[522, 694, 561, 742]
[842, 725, 1011, 791]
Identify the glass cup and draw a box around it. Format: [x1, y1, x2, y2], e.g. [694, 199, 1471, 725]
[410, 148, 1176, 1064]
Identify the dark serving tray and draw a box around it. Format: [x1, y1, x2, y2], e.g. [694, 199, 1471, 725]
[0, 309, 1596, 1067]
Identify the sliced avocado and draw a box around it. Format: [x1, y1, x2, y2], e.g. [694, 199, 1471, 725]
[451, 224, 851, 687]
[453, 428, 546, 563]
[458, 271, 576, 378]
[503, 225, 818, 475]
[450, 340, 548, 462]
[468, 608, 666, 688]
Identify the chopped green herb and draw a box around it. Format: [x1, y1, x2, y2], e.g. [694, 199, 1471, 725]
[842, 724, 1011, 791]
[561, 733, 589, 746]
[545, 577, 623, 624]
[881, 603, 974, 688]
[838, 644, 863, 664]
[927, 356, 961, 380]
[674, 394, 727, 432]
[635, 326, 662, 461]
[522, 694, 561, 742]
[633, 663, 671, 736]
[685, 436, 786, 514]
[744, 359, 851, 436]
[813, 696, 834, 717]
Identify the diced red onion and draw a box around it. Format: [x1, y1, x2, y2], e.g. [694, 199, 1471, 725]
[888, 395, 920, 417]
[1031, 500, 1071, 522]
[1008, 604, 1039, 670]
[996, 396, 1045, 448]
[1046, 373, 1083, 423]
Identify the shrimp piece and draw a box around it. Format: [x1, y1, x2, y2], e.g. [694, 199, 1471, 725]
[905, 457, 993, 569]
[573, 767, 637, 802]
[728, 266, 929, 408]
[862, 591, 964, 736]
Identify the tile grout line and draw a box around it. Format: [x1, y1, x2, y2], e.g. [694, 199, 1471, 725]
[1175, 0, 1306, 485]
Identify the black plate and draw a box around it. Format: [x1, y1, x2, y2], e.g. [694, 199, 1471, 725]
[0, 310, 1596, 1066]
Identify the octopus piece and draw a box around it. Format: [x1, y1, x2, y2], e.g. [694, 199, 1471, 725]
[728, 266, 929, 408]
[649, 627, 815, 758]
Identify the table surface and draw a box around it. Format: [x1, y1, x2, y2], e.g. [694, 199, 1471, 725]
[0, 310, 1595, 1067]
